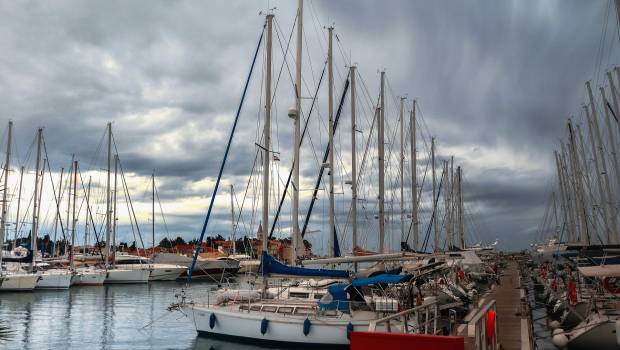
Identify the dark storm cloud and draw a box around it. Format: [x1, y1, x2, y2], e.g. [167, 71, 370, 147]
[0, 0, 613, 250]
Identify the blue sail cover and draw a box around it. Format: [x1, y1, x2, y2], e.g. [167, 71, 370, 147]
[260, 252, 349, 278]
[351, 273, 410, 287]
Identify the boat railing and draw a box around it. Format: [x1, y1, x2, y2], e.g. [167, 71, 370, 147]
[466, 299, 498, 350]
[366, 300, 439, 335]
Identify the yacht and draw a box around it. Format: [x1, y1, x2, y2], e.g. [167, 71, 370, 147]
[115, 253, 186, 281]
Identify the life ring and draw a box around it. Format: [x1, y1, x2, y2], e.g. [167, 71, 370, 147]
[604, 277, 620, 294]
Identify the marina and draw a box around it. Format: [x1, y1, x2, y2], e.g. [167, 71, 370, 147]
[1, 0, 620, 349]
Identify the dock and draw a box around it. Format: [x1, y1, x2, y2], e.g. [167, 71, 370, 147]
[461, 259, 533, 350]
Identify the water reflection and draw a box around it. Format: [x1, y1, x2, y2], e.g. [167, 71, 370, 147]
[0, 281, 321, 350]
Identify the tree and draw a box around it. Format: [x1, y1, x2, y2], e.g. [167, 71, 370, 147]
[159, 237, 172, 248]
[173, 236, 187, 246]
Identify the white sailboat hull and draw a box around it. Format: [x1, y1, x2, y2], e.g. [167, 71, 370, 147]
[189, 305, 374, 346]
[0, 273, 38, 291]
[147, 264, 186, 281]
[104, 268, 150, 284]
[72, 269, 106, 285]
[36, 269, 72, 289]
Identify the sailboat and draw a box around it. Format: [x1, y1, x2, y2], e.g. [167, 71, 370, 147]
[0, 122, 39, 292]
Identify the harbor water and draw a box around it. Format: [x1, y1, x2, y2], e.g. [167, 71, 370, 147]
[0, 281, 298, 350]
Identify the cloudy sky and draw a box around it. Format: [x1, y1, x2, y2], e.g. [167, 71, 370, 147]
[0, 0, 617, 252]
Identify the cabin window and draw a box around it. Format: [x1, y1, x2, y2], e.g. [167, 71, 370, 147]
[293, 308, 314, 316]
[261, 306, 277, 313]
[289, 292, 309, 298]
[277, 307, 293, 314]
[250, 305, 262, 311]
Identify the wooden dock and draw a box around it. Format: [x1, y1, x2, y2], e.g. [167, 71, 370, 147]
[461, 259, 532, 350]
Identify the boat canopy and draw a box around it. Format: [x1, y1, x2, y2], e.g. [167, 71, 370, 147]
[351, 273, 410, 286]
[577, 264, 620, 277]
[318, 283, 349, 312]
[260, 252, 349, 278]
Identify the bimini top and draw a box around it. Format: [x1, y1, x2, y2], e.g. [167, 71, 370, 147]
[260, 252, 349, 278]
[351, 273, 410, 287]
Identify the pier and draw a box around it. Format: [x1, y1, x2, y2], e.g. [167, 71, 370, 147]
[461, 259, 534, 350]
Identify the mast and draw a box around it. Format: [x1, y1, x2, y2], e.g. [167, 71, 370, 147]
[431, 137, 438, 251]
[291, 0, 303, 263]
[410, 101, 418, 251]
[607, 71, 620, 151]
[378, 71, 385, 253]
[576, 124, 597, 235]
[105, 122, 112, 266]
[567, 121, 589, 244]
[327, 26, 335, 257]
[230, 184, 236, 255]
[457, 166, 465, 249]
[559, 148, 576, 242]
[449, 156, 454, 248]
[442, 160, 449, 251]
[65, 155, 73, 256]
[586, 81, 618, 244]
[350, 65, 358, 259]
[52, 167, 64, 257]
[399, 97, 405, 247]
[113, 154, 118, 267]
[31, 128, 42, 271]
[554, 151, 570, 242]
[600, 86, 620, 219]
[0, 121, 12, 268]
[13, 165, 24, 251]
[262, 14, 273, 257]
[70, 160, 77, 269]
[152, 172, 155, 251]
[84, 177, 91, 255]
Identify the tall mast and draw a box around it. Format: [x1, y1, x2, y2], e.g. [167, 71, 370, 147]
[449, 156, 454, 249]
[13, 165, 24, 251]
[113, 154, 118, 267]
[262, 14, 273, 257]
[554, 151, 570, 242]
[584, 105, 608, 243]
[31, 128, 42, 271]
[607, 71, 620, 153]
[350, 65, 358, 259]
[399, 97, 405, 248]
[559, 149, 576, 242]
[327, 26, 335, 257]
[410, 101, 418, 251]
[576, 124, 598, 236]
[84, 177, 91, 255]
[52, 167, 64, 257]
[152, 172, 155, 251]
[105, 122, 112, 266]
[600, 86, 620, 221]
[230, 184, 236, 255]
[291, 0, 303, 263]
[0, 121, 12, 268]
[431, 137, 438, 251]
[378, 71, 386, 253]
[442, 160, 449, 251]
[457, 166, 465, 249]
[567, 120, 589, 244]
[70, 160, 77, 269]
[586, 81, 618, 244]
[65, 155, 73, 256]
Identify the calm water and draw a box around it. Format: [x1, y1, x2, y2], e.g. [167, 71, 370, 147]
[0, 281, 295, 350]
